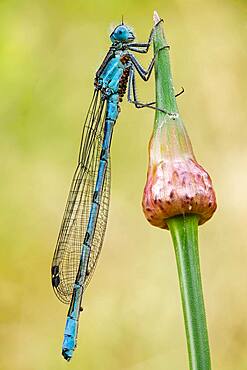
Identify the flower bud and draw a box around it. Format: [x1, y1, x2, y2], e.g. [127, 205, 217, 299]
[142, 115, 216, 229]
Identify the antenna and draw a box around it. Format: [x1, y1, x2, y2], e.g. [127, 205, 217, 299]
[121, 15, 124, 25]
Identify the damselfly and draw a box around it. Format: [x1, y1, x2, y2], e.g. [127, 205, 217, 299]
[51, 18, 174, 361]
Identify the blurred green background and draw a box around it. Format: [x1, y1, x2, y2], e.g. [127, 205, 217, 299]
[0, 0, 246, 369]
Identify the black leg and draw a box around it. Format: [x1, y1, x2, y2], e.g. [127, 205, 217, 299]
[129, 54, 154, 81]
[128, 46, 150, 54]
[129, 46, 169, 81]
[175, 87, 184, 97]
[128, 28, 154, 54]
[127, 18, 164, 54]
[127, 68, 168, 114]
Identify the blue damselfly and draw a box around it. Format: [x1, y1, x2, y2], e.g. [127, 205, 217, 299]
[51, 18, 175, 361]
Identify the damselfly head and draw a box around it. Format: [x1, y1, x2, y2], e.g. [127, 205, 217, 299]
[110, 24, 135, 43]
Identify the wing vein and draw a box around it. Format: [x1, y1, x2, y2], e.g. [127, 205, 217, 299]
[51, 91, 111, 304]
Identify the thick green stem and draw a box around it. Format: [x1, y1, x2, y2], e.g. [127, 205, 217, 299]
[151, 12, 213, 369]
[153, 15, 179, 129]
[167, 215, 211, 370]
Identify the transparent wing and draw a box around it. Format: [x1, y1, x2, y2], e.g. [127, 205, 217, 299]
[51, 90, 111, 304]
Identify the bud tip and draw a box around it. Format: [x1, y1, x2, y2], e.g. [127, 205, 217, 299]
[153, 10, 160, 25]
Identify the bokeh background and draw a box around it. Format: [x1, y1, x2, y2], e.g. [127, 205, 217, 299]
[0, 0, 246, 369]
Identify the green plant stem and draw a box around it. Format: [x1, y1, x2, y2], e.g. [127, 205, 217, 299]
[167, 215, 211, 370]
[153, 14, 212, 369]
[153, 16, 179, 129]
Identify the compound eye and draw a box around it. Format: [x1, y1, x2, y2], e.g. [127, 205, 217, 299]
[119, 30, 122, 34]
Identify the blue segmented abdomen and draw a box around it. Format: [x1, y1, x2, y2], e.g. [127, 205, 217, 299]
[62, 93, 120, 361]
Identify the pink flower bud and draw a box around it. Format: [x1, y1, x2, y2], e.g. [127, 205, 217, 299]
[142, 115, 217, 230]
